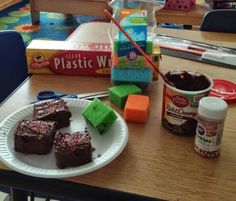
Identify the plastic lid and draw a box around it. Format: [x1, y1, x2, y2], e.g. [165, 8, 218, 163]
[198, 96, 228, 120]
[210, 79, 236, 104]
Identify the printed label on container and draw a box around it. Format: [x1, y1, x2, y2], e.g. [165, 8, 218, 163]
[195, 118, 224, 152]
[162, 84, 209, 135]
[30, 50, 112, 76]
[49, 50, 112, 75]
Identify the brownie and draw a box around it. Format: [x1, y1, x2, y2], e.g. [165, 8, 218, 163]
[54, 131, 93, 169]
[33, 99, 72, 129]
[14, 120, 56, 155]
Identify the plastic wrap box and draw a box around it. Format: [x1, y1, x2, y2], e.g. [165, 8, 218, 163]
[26, 39, 160, 79]
[26, 40, 112, 76]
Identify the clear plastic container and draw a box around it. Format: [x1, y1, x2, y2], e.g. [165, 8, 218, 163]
[108, 0, 165, 90]
[109, 0, 165, 30]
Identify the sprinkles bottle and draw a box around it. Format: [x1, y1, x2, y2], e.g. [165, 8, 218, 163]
[195, 96, 228, 158]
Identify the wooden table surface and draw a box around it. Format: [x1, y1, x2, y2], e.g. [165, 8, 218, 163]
[0, 24, 236, 201]
[67, 22, 236, 50]
[156, 0, 210, 26]
[30, 0, 209, 26]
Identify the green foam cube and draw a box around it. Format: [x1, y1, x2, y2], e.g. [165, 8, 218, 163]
[82, 98, 117, 135]
[109, 84, 142, 108]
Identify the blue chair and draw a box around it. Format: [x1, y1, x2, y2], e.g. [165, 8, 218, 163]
[0, 30, 29, 104]
[200, 9, 236, 33]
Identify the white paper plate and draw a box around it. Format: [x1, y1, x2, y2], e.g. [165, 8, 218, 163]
[0, 98, 128, 178]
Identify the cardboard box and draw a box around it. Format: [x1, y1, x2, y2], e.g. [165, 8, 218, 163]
[26, 40, 112, 76]
[26, 39, 160, 79]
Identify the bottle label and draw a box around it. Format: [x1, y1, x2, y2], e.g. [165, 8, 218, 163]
[162, 83, 209, 135]
[115, 8, 149, 69]
[195, 118, 224, 153]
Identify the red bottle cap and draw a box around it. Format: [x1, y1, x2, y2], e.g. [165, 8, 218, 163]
[210, 79, 236, 104]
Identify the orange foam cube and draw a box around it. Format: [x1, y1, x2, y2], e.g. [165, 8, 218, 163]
[124, 94, 149, 123]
